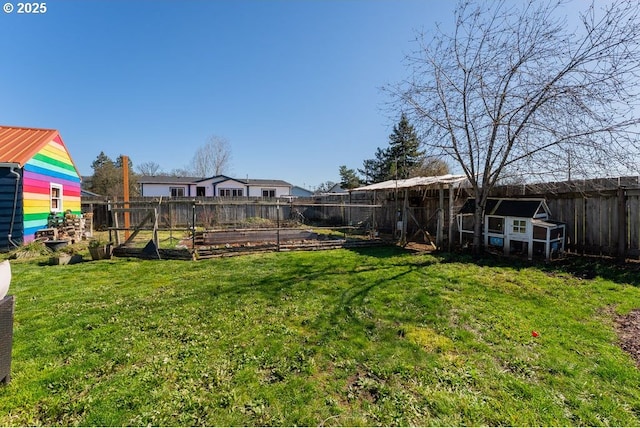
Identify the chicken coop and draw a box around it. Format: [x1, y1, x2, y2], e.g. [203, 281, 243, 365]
[457, 198, 566, 260]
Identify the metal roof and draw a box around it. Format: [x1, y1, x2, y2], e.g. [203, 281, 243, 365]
[352, 174, 469, 191]
[0, 125, 60, 166]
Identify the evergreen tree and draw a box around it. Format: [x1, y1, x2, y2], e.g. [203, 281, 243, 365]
[338, 165, 361, 189]
[359, 114, 424, 183]
[386, 113, 424, 180]
[90, 152, 118, 196]
[90, 152, 140, 197]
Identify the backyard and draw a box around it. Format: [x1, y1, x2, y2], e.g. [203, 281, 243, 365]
[1, 247, 640, 426]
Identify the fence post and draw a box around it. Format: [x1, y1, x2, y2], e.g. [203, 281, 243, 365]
[276, 199, 280, 251]
[618, 187, 627, 261]
[192, 200, 196, 250]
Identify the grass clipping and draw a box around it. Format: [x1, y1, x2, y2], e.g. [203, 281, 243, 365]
[404, 326, 454, 353]
[8, 241, 52, 260]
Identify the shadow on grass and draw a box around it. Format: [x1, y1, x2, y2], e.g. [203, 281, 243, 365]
[435, 249, 640, 287]
[189, 246, 444, 336]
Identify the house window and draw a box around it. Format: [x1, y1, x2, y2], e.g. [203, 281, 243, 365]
[50, 184, 63, 213]
[196, 186, 206, 197]
[219, 188, 243, 197]
[262, 189, 276, 198]
[170, 187, 185, 197]
[512, 219, 527, 234]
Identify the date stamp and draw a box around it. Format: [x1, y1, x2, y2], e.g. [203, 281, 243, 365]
[3, 2, 47, 14]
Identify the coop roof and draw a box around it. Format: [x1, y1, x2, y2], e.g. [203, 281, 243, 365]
[352, 174, 469, 192]
[459, 198, 549, 218]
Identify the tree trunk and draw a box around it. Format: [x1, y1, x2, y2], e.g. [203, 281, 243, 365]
[472, 203, 484, 254]
[472, 188, 487, 255]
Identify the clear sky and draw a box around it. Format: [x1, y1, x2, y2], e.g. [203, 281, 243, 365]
[0, 0, 458, 190]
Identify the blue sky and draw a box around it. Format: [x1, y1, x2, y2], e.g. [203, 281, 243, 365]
[0, 0, 458, 189]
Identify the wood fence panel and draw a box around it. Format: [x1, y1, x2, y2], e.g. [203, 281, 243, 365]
[628, 194, 640, 257]
[608, 195, 618, 256]
[585, 196, 603, 255]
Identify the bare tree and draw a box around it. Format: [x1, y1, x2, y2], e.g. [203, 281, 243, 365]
[191, 135, 232, 177]
[393, 0, 640, 252]
[136, 161, 163, 176]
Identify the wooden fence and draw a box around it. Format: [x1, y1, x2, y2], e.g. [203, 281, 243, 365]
[82, 179, 640, 259]
[494, 180, 640, 259]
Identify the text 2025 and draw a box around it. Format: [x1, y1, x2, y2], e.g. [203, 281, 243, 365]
[17, 2, 46, 13]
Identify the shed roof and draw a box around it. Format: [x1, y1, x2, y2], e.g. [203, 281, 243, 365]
[352, 174, 469, 192]
[0, 125, 60, 166]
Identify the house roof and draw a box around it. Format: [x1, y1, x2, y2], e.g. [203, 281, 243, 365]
[244, 178, 291, 187]
[136, 175, 291, 187]
[137, 175, 205, 184]
[459, 198, 547, 218]
[0, 125, 61, 166]
[214, 177, 292, 187]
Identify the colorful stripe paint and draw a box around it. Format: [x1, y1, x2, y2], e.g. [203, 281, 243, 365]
[21, 137, 81, 243]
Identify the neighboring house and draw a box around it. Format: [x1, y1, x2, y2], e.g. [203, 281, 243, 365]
[138, 176, 225, 198]
[327, 183, 347, 194]
[138, 175, 292, 198]
[241, 178, 291, 198]
[290, 186, 313, 197]
[0, 125, 82, 248]
[457, 198, 566, 260]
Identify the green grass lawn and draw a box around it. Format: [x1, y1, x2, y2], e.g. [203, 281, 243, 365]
[1, 247, 640, 426]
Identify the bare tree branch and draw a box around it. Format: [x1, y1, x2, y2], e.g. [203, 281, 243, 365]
[389, 0, 640, 252]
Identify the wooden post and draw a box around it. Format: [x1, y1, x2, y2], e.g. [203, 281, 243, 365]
[192, 201, 196, 250]
[122, 155, 130, 240]
[276, 199, 280, 251]
[618, 187, 627, 261]
[448, 184, 454, 252]
[372, 191, 377, 238]
[402, 189, 409, 244]
[437, 184, 444, 249]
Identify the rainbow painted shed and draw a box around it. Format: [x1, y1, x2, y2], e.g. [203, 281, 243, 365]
[0, 126, 81, 249]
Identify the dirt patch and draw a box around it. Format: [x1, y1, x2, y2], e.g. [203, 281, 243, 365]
[615, 309, 640, 368]
[403, 242, 437, 254]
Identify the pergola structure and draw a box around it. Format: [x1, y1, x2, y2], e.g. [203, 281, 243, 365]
[351, 174, 470, 249]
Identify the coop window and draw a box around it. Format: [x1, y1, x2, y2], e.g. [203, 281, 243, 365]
[170, 187, 185, 197]
[262, 189, 276, 198]
[50, 183, 63, 213]
[487, 216, 503, 233]
[512, 219, 527, 234]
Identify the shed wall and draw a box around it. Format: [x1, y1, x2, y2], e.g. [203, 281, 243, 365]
[22, 136, 81, 242]
[0, 168, 23, 250]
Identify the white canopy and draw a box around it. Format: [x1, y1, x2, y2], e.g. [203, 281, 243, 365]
[351, 174, 469, 192]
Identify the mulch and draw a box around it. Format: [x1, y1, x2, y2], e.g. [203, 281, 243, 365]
[615, 309, 640, 368]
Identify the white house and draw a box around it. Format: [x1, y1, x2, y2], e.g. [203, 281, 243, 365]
[138, 176, 226, 198]
[214, 177, 292, 198]
[457, 198, 566, 260]
[138, 175, 292, 198]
